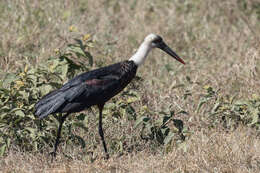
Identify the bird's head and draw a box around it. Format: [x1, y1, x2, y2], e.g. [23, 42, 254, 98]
[144, 33, 185, 64]
[144, 33, 163, 48]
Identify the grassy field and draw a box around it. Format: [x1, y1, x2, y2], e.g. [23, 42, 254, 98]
[0, 0, 260, 172]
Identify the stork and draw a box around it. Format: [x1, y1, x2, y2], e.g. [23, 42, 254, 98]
[35, 34, 185, 159]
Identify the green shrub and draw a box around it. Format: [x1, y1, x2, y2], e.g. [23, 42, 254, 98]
[0, 37, 93, 156]
[197, 85, 260, 129]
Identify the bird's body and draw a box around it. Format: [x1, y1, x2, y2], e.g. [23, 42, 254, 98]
[35, 60, 137, 118]
[35, 34, 185, 159]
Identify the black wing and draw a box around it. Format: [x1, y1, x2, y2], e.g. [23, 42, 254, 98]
[35, 61, 137, 119]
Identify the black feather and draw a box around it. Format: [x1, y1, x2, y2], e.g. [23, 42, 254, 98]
[34, 60, 138, 118]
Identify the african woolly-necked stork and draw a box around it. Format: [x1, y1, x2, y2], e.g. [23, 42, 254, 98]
[35, 34, 185, 159]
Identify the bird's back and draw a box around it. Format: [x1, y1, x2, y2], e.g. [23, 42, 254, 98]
[35, 60, 138, 119]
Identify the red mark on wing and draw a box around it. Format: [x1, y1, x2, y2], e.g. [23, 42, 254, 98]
[85, 79, 109, 86]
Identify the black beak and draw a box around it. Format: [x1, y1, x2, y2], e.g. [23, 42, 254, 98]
[157, 42, 185, 65]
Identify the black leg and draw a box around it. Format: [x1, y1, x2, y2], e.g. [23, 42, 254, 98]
[98, 103, 109, 159]
[50, 113, 69, 160]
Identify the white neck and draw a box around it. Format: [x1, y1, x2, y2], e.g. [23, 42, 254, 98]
[129, 42, 152, 66]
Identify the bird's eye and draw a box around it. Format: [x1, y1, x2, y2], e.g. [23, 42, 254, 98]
[153, 37, 162, 44]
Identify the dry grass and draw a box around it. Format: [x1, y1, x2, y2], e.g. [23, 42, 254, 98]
[2, 127, 259, 172]
[1, 0, 260, 172]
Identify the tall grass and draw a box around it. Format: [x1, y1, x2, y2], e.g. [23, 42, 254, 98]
[0, 0, 260, 172]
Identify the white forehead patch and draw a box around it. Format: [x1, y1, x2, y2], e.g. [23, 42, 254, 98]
[144, 33, 159, 42]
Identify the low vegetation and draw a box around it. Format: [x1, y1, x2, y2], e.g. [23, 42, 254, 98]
[0, 0, 260, 172]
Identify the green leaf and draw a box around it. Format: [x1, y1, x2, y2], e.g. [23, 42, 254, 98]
[25, 127, 36, 134]
[19, 90, 29, 100]
[127, 96, 139, 103]
[105, 103, 116, 109]
[2, 73, 18, 88]
[161, 126, 170, 136]
[164, 132, 175, 145]
[71, 135, 86, 148]
[0, 144, 6, 156]
[235, 100, 249, 106]
[211, 102, 221, 114]
[249, 109, 259, 126]
[177, 110, 189, 115]
[77, 113, 86, 121]
[60, 62, 69, 80]
[173, 119, 184, 133]
[196, 97, 210, 113]
[134, 116, 150, 128]
[40, 85, 53, 96]
[26, 113, 36, 120]
[6, 138, 10, 148]
[15, 110, 25, 117]
[73, 122, 89, 132]
[0, 112, 8, 120]
[162, 115, 172, 126]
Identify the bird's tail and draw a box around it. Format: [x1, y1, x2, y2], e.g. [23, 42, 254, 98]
[35, 89, 66, 119]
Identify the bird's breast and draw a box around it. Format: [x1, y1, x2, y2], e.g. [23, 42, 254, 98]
[119, 61, 138, 86]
